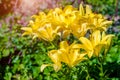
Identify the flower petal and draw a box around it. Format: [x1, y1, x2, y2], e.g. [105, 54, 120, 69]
[79, 37, 93, 51]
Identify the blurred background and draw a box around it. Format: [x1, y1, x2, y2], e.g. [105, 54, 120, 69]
[0, 0, 60, 26]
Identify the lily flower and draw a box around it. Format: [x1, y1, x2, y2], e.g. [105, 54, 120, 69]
[41, 50, 62, 72]
[21, 20, 39, 39]
[79, 30, 114, 57]
[41, 41, 86, 72]
[88, 16, 112, 32]
[37, 23, 60, 41]
[70, 23, 88, 38]
[78, 4, 112, 32]
[21, 12, 49, 39]
[58, 41, 86, 67]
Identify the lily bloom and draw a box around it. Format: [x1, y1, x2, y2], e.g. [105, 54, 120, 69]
[79, 30, 114, 58]
[37, 23, 60, 41]
[78, 4, 112, 32]
[41, 41, 86, 72]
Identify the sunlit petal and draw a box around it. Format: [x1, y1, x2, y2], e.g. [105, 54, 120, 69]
[79, 4, 84, 16]
[79, 37, 93, 51]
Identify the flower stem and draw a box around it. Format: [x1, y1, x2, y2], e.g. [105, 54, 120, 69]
[47, 41, 55, 50]
[65, 66, 71, 80]
[98, 57, 105, 80]
[85, 60, 91, 80]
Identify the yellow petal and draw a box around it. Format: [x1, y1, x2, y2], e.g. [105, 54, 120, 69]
[60, 41, 69, 50]
[64, 5, 73, 14]
[48, 50, 62, 72]
[62, 30, 71, 38]
[69, 49, 79, 67]
[21, 27, 33, 36]
[91, 30, 101, 46]
[70, 43, 82, 49]
[100, 21, 112, 27]
[101, 34, 114, 44]
[21, 27, 32, 32]
[86, 5, 92, 15]
[102, 31, 106, 38]
[48, 50, 61, 64]
[104, 37, 113, 55]
[87, 51, 94, 58]
[45, 24, 53, 37]
[55, 8, 62, 13]
[22, 32, 30, 36]
[79, 37, 93, 51]
[59, 49, 70, 65]
[94, 45, 102, 57]
[41, 64, 51, 72]
[53, 64, 62, 72]
[75, 53, 87, 64]
[38, 28, 49, 41]
[79, 4, 84, 16]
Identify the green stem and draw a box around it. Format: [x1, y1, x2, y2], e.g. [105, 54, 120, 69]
[85, 60, 91, 80]
[100, 62, 104, 79]
[86, 68, 90, 80]
[47, 41, 55, 50]
[66, 66, 71, 80]
[98, 57, 105, 80]
[50, 41, 55, 48]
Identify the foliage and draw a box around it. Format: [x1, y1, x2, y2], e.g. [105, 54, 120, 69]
[0, 22, 120, 80]
[86, 0, 120, 15]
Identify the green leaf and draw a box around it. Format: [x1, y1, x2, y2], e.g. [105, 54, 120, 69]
[12, 56, 20, 63]
[4, 72, 12, 80]
[2, 49, 10, 57]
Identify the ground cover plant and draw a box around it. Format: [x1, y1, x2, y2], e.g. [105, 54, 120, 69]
[0, 0, 120, 80]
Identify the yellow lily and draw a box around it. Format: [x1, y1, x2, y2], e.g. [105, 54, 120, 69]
[21, 21, 40, 39]
[88, 16, 112, 31]
[21, 12, 50, 39]
[37, 23, 60, 41]
[60, 5, 77, 28]
[48, 50, 62, 71]
[46, 6, 77, 38]
[79, 30, 114, 57]
[85, 10, 112, 31]
[79, 37, 94, 58]
[21, 4, 113, 40]
[78, 4, 92, 16]
[58, 41, 86, 67]
[41, 50, 62, 72]
[47, 8, 63, 27]
[50, 41, 86, 70]
[70, 23, 88, 38]
[22, 22, 59, 41]
[41, 41, 86, 72]
[101, 31, 114, 55]
[78, 4, 112, 32]
[21, 27, 33, 36]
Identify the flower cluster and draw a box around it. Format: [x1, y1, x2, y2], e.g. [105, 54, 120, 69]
[21, 4, 112, 40]
[21, 4, 114, 72]
[41, 41, 86, 71]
